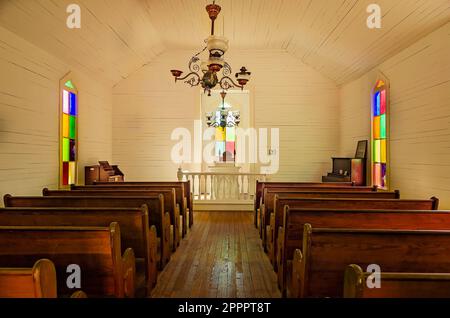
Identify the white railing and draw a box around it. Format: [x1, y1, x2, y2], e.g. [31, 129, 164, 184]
[178, 169, 267, 201]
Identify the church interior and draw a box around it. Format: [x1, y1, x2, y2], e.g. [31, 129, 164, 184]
[0, 0, 449, 301]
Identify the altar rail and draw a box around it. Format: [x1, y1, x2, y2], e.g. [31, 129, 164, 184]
[178, 170, 267, 201]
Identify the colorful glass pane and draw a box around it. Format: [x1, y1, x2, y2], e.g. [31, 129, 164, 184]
[381, 163, 387, 188]
[70, 139, 76, 162]
[226, 141, 235, 155]
[68, 162, 76, 185]
[373, 140, 381, 163]
[376, 80, 385, 88]
[380, 114, 386, 139]
[373, 163, 382, 187]
[380, 90, 386, 115]
[63, 138, 70, 162]
[62, 114, 69, 138]
[215, 127, 225, 141]
[69, 92, 77, 116]
[69, 116, 76, 139]
[374, 92, 380, 116]
[62, 162, 69, 186]
[63, 90, 70, 114]
[226, 127, 236, 142]
[380, 139, 387, 163]
[65, 80, 75, 89]
[216, 141, 226, 158]
[373, 116, 381, 139]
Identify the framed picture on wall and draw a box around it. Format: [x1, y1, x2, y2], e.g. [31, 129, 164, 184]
[355, 140, 368, 159]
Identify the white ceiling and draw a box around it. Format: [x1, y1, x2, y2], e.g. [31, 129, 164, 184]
[0, 0, 448, 85]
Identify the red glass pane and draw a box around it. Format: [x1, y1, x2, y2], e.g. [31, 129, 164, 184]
[380, 90, 386, 115]
[62, 162, 69, 186]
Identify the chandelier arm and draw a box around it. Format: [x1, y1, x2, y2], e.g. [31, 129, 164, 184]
[219, 76, 244, 90]
[176, 72, 201, 87]
[222, 62, 232, 77]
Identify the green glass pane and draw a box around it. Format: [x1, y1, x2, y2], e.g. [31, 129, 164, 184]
[226, 127, 235, 142]
[65, 80, 75, 89]
[380, 114, 386, 139]
[63, 138, 70, 162]
[69, 116, 76, 139]
[373, 140, 381, 163]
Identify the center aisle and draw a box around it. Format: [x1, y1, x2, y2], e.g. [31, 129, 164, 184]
[151, 212, 281, 298]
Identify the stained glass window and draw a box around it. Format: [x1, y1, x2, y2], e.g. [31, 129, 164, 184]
[60, 80, 78, 187]
[372, 79, 389, 190]
[215, 122, 237, 162]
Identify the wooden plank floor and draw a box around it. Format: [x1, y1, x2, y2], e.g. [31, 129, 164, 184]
[151, 212, 281, 298]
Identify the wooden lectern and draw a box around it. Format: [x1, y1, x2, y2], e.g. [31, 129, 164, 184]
[84, 161, 124, 185]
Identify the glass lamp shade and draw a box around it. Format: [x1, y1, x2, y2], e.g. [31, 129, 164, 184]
[208, 56, 225, 72]
[235, 67, 251, 86]
[207, 35, 229, 56]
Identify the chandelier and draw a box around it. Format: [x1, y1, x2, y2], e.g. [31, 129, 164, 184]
[205, 91, 240, 128]
[170, 1, 251, 96]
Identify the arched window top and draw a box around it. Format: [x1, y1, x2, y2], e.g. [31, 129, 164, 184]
[371, 76, 389, 190]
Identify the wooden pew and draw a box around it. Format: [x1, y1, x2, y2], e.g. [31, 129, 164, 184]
[279, 207, 450, 296]
[43, 188, 181, 251]
[260, 189, 399, 247]
[269, 196, 439, 270]
[0, 206, 157, 296]
[0, 259, 88, 298]
[291, 225, 450, 298]
[256, 185, 377, 231]
[3, 194, 171, 269]
[254, 181, 360, 227]
[0, 223, 135, 298]
[344, 264, 450, 298]
[73, 184, 189, 237]
[93, 181, 193, 228]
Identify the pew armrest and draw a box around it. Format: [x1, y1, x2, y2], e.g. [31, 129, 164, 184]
[343, 264, 365, 298]
[269, 213, 276, 265]
[290, 249, 304, 298]
[122, 248, 136, 298]
[148, 225, 158, 288]
[70, 291, 88, 298]
[163, 212, 172, 266]
[175, 204, 181, 247]
[277, 226, 285, 292]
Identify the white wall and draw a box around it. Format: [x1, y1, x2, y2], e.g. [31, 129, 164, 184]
[339, 22, 450, 208]
[0, 26, 112, 199]
[112, 49, 339, 182]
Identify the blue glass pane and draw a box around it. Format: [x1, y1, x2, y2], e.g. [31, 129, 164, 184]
[374, 92, 380, 116]
[69, 92, 77, 116]
[215, 141, 225, 158]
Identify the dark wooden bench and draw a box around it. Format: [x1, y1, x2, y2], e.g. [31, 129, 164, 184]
[94, 181, 192, 226]
[0, 206, 157, 296]
[254, 181, 361, 227]
[0, 223, 134, 298]
[43, 188, 181, 251]
[4, 194, 171, 269]
[73, 184, 189, 237]
[269, 196, 439, 270]
[344, 264, 450, 298]
[279, 207, 450, 296]
[291, 225, 450, 298]
[260, 189, 400, 246]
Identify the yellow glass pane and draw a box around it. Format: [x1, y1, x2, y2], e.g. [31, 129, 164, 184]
[373, 140, 381, 163]
[373, 116, 380, 139]
[381, 139, 387, 163]
[69, 162, 76, 185]
[215, 127, 225, 141]
[62, 114, 69, 138]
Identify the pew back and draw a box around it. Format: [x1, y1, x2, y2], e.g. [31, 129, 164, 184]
[0, 259, 56, 298]
[280, 208, 450, 295]
[344, 264, 450, 298]
[0, 223, 128, 297]
[3, 194, 170, 268]
[0, 207, 156, 290]
[292, 225, 450, 298]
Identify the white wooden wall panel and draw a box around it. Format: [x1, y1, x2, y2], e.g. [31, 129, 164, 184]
[0, 26, 112, 202]
[113, 49, 339, 182]
[339, 22, 450, 208]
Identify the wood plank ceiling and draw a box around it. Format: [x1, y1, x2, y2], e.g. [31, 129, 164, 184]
[0, 0, 448, 85]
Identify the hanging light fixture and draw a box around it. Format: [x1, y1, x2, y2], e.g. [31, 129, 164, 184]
[205, 91, 240, 128]
[170, 1, 251, 96]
